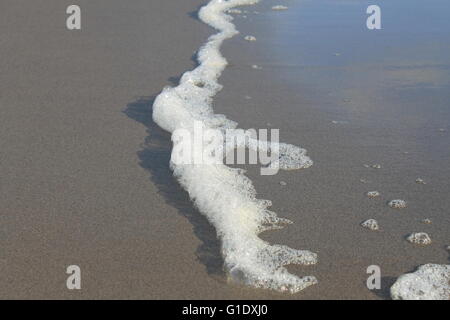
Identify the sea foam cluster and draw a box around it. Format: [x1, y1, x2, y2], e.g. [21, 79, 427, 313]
[407, 232, 432, 245]
[152, 0, 317, 293]
[388, 199, 407, 209]
[366, 191, 380, 198]
[361, 219, 379, 231]
[391, 264, 450, 300]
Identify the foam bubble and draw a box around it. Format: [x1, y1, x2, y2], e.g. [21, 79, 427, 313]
[272, 5, 288, 11]
[388, 199, 407, 209]
[364, 164, 381, 169]
[227, 8, 242, 14]
[391, 264, 450, 300]
[407, 232, 432, 245]
[366, 191, 380, 198]
[331, 120, 348, 124]
[361, 219, 379, 231]
[244, 35, 257, 41]
[152, 0, 317, 293]
[415, 178, 426, 185]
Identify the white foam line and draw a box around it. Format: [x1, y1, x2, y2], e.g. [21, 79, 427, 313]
[152, 0, 317, 293]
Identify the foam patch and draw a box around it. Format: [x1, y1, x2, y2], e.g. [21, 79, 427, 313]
[152, 0, 317, 293]
[391, 264, 450, 300]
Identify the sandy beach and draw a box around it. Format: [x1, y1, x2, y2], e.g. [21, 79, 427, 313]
[0, 0, 449, 299]
[0, 0, 220, 299]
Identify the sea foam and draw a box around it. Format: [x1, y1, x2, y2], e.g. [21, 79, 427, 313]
[391, 264, 450, 300]
[152, 0, 317, 293]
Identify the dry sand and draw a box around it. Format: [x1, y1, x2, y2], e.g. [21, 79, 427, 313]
[0, 0, 229, 299]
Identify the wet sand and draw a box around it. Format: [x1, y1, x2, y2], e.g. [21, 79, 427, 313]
[0, 0, 448, 299]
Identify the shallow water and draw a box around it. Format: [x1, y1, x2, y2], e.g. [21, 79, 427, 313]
[214, 0, 450, 299]
[265, 0, 450, 129]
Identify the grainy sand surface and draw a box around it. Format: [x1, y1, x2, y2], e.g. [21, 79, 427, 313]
[0, 0, 448, 299]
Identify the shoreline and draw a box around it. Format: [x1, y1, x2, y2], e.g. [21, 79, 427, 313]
[152, 0, 320, 294]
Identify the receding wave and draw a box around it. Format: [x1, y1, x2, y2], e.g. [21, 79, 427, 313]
[152, 0, 317, 293]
